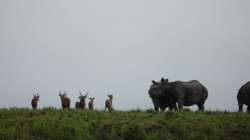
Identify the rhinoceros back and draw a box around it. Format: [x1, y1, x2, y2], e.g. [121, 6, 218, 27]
[175, 80, 208, 106]
[237, 81, 250, 105]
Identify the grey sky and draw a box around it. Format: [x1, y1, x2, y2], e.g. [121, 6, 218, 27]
[0, 0, 249, 111]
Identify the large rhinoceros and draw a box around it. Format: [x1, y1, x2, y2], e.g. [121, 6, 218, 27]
[237, 81, 250, 112]
[149, 78, 208, 111]
[148, 80, 177, 111]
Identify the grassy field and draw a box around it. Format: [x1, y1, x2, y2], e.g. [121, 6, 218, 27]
[0, 108, 250, 140]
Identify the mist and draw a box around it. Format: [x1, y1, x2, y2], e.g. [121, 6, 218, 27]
[0, 0, 250, 111]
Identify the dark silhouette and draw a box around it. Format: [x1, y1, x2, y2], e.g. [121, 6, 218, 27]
[149, 78, 208, 111]
[75, 90, 88, 109]
[105, 94, 113, 111]
[149, 80, 177, 111]
[183, 108, 192, 112]
[88, 97, 95, 110]
[75, 101, 80, 109]
[31, 93, 40, 109]
[237, 81, 250, 112]
[59, 91, 70, 109]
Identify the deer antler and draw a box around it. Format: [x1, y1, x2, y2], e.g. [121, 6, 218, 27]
[86, 90, 89, 96]
[59, 90, 62, 96]
[79, 90, 83, 96]
[63, 90, 67, 96]
[108, 94, 113, 99]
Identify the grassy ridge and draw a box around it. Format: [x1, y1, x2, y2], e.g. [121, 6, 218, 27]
[0, 108, 249, 140]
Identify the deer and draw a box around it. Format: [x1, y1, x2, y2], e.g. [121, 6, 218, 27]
[105, 94, 113, 111]
[31, 93, 40, 109]
[75, 90, 89, 109]
[88, 97, 95, 110]
[59, 91, 70, 109]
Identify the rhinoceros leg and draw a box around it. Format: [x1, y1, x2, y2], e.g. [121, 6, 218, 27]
[169, 103, 178, 111]
[238, 102, 243, 112]
[174, 104, 178, 111]
[247, 106, 250, 112]
[198, 104, 205, 111]
[160, 106, 166, 112]
[169, 106, 174, 111]
[154, 106, 159, 112]
[177, 99, 183, 111]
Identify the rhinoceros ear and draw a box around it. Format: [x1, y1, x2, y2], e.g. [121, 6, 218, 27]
[161, 78, 164, 83]
[152, 80, 157, 85]
[161, 78, 168, 83]
[165, 79, 169, 83]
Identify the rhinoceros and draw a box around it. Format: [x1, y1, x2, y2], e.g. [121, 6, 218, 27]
[149, 78, 208, 111]
[237, 81, 250, 112]
[148, 80, 177, 111]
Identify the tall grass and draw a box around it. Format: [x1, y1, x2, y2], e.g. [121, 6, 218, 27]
[0, 108, 249, 140]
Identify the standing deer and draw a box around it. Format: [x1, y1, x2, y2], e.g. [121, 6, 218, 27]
[105, 94, 113, 111]
[75, 90, 89, 109]
[59, 91, 70, 109]
[31, 93, 40, 109]
[88, 97, 95, 110]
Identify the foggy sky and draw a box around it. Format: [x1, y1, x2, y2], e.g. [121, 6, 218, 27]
[0, 0, 250, 111]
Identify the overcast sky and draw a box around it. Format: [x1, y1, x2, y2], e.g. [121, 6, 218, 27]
[0, 0, 249, 111]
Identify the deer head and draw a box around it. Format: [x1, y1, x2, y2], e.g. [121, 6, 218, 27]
[79, 90, 89, 100]
[32, 92, 40, 101]
[107, 94, 113, 100]
[89, 97, 95, 101]
[59, 91, 66, 99]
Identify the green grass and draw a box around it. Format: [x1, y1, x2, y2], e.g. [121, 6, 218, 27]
[0, 108, 250, 140]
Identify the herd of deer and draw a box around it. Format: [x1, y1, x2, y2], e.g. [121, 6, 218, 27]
[31, 91, 114, 111]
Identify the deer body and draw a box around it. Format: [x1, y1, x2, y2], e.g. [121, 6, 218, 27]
[59, 92, 70, 109]
[31, 94, 39, 109]
[75, 99, 86, 109]
[75, 90, 88, 109]
[105, 94, 113, 111]
[88, 97, 95, 110]
[75, 102, 81, 109]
